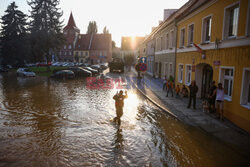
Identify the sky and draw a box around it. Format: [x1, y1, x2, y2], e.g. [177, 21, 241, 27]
[0, 0, 188, 47]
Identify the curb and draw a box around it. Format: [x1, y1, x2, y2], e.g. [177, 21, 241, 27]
[134, 83, 180, 121]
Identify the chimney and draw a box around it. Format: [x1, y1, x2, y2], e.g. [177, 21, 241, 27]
[163, 9, 178, 21]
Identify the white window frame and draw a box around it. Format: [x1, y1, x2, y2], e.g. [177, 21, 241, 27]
[187, 23, 194, 45]
[219, 66, 235, 101]
[240, 68, 250, 109]
[222, 1, 240, 40]
[179, 27, 185, 47]
[178, 64, 184, 83]
[185, 64, 192, 85]
[202, 15, 213, 43]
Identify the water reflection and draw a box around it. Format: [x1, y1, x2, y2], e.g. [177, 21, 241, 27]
[0, 73, 249, 167]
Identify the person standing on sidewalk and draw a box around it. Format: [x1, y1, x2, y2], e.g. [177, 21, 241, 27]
[208, 81, 217, 113]
[213, 83, 225, 121]
[187, 80, 198, 109]
[166, 79, 174, 97]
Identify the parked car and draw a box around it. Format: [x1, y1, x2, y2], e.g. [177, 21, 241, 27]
[17, 68, 36, 77]
[68, 67, 92, 77]
[100, 63, 108, 70]
[0, 66, 9, 72]
[51, 70, 74, 79]
[84, 67, 99, 75]
[91, 64, 101, 72]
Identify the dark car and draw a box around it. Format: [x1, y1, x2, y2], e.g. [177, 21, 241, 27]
[51, 70, 74, 79]
[90, 64, 101, 72]
[109, 59, 124, 73]
[100, 63, 108, 70]
[68, 67, 92, 77]
[84, 67, 99, 76]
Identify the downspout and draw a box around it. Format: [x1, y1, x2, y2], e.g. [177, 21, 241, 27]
[174, 19, 178, 86]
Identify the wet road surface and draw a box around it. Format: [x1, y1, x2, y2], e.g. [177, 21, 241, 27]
[0, 72, 249, 167]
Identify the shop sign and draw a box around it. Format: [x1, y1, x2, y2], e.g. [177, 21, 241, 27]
[213, 61, 221, 66]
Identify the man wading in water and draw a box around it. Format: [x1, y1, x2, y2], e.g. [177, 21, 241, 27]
[113, 90, 128, 125]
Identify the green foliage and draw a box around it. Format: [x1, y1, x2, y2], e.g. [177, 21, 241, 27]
[28, 0, 64, 62]
[0, 2, 29, 66]
[103, 26, 109, 34]
[87, 21, 98, 34]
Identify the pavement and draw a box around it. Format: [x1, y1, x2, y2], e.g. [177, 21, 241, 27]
[128, 68, 250, 159]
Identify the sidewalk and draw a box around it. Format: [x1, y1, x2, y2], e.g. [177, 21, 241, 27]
[130, 69, 250, 159]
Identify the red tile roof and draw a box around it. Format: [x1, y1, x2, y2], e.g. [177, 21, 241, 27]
[90, 34, 112, 50]
[75, 34, 92, 50]
[63, 12, 80, 31]
[75, 33, 111, 51]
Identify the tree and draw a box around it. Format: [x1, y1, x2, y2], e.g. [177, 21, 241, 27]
[87, 21, 97, 34]
[103, 26, 109, 34]
[28, 0, 64, 64]
[0, 2, 28, 66]
[112, 41, 116, 48]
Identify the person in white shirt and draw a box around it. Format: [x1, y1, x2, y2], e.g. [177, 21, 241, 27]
[213, 83, 225, 121]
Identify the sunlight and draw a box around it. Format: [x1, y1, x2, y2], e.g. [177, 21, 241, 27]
[124, 92, 139, 123]
[131, 36, 136, 50]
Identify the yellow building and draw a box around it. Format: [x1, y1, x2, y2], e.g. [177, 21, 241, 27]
[175, 0, 250, 132]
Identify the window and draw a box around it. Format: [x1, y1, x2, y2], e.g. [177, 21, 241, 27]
[65, 52, 67, 55]
[202, 16, 212, 43]
[188, 24, 194, 45]
[180, 28, 185, 47]
[69, 52, 72, 56]
[178, 64, 184, 83]
[166, 33, 169, 49]
[170, 31, 174, 48]
[75, 51, 78, 56]
[157, 38, 161, 51]
[68, 45, 72, 49]
[220, 67, 234, 100]
[161, 36, 164, 50]
[224, 4, 239, 39]
[241, 69, 250, 108]
[64, 45, 66, 49]
[247, 1, 250, 36]
[185, 65, 192, 85]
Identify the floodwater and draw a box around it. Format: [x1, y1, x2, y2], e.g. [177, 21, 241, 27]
[0, 73, 249, 167]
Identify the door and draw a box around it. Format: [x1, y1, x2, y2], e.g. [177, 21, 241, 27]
[201, 64, 213, 99]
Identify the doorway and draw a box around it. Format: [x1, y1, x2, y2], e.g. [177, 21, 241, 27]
[196, 63, 213, 99]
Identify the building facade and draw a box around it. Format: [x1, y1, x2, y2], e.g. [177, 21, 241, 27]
[59, 12, 112, 64]
[175, 0, 250, 132]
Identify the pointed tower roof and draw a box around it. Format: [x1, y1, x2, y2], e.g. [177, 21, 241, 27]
[63, 12, 80, 31]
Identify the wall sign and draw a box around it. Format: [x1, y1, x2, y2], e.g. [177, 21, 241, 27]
[213, 61, 221, 66]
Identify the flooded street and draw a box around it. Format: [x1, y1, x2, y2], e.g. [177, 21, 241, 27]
[0, 72, 249, 167]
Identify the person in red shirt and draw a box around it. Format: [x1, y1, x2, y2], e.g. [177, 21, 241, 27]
[113, 90, 128, 125]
